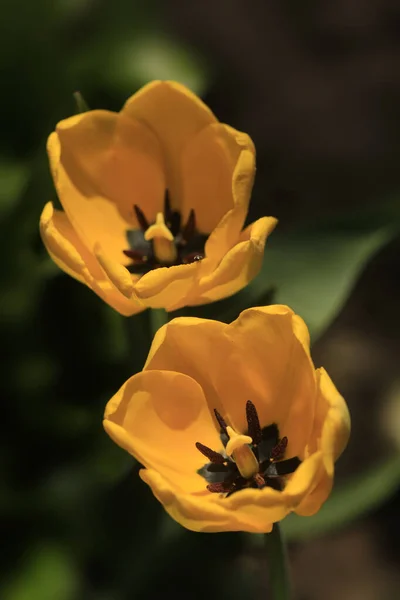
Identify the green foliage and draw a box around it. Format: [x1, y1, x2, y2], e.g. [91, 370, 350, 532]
[243, 222, 396, 341]
[183, 218, 397, 342]
[3, 545, 78, 600]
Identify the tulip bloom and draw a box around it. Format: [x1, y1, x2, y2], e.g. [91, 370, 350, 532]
[40, 81, 277, 315]
[104, 306, 350, 533]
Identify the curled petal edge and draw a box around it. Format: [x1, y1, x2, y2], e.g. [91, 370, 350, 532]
[40, 202, 145, 316]
[139, 450, 325, 533]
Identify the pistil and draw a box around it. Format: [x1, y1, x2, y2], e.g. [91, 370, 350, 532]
[144, 212, 178, 264]
[225, 426, 259, 479]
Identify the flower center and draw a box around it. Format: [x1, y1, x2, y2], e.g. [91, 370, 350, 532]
[196, 400, 301, 497]
[144, 212, 177, 264]
[123, 190, 208, 275]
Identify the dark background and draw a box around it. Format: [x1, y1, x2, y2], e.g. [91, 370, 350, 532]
[1, 1, 400, 598]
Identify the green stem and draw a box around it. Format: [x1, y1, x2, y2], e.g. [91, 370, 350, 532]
[265, 523, 291, 600]
[149, 308, 169, 337]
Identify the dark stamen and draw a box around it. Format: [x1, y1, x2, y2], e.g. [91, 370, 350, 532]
[123, 249, 148, 262]
[164, 189, 172, 220]
[133, 204, 149, 231]
[163, 189, 181, 235]
[274, 457, 301, 476]
[246, 400, 262, 445]
[195, 442, 226, 464]
[198, 403, 301, 498]
[207, 482, 229, 493]
[214, 409, 228, 436]
[182, 209, 196, 241]
[270, 437, 288, 461]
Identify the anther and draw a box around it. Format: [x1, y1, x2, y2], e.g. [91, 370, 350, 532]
[246, 400, 262, 445]
[271, 437, 288, 461]
[123, 249, 148, 262]
[182, 209, 196, 241]
[195, 442, 226, 464]
[207, 482, 228, 493]
[214, 409, 228, 435]
[133, 204, 149, 231]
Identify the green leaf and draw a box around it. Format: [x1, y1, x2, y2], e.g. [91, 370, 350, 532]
[260, 225, 395, 340]
[104, 34, 211, 96]
[179, 221, 396, 341]
[207, 222, 396, 341]
[0, 161, 29, 218]
[282, 454, 400, 541]
[2, 544, 78, 600]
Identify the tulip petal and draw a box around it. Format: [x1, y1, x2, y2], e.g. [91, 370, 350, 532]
[180, 124, 255, 240]
[104, 370, 220, 493]
[49, 110, 165, 263]
[140, 468, 284, 533]
[191, 216, 277, 304]
[293, 369, 350, 515]
[40, 201, 103, 283]
[318, 368, 351, 475]
[133, 260, 204, 311]
[40, 202, 145, 317]
[145, 306, 317, 458]
[204, 131, 258, 262]
[122, 81, 216, 208]
[94, 243, 135, 299]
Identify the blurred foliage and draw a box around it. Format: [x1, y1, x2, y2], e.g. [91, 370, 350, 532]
[182, 214, 398, 342]
[1, 0, 400, 599]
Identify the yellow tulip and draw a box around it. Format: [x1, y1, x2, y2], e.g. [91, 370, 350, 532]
[40, 81, 277, 315]
[104, 305, 350, 532]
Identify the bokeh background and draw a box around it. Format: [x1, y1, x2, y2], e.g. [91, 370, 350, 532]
[2, 1, 400, 598]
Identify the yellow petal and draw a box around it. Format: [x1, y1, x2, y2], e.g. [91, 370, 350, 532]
[294, 368, 350, 515]
[140, 451, 327, 533]
[204, 132, 257, 262]
[122, 81, 216, 208]
[180, 123, 254, 239]
[140, 468, 285, 533]
[190, 216, 277, 305]
[40, 202, 145, 317]
[144, 306, 317, 458]
[294, 470, 333, 517]
[49, 110, 165, 263]
[133, 260, 205, 311]
[94, 243, 135, 299]
[318, 367, 351, 475]
[40, 201, 103, 284]
[103, 370, 220, 493]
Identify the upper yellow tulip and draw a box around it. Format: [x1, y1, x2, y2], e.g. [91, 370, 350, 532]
[40, 81, 277, 315]
[104, 305, 350, 533]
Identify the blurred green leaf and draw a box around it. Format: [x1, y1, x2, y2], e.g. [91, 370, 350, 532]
[121, 35, 210, 95]
[3, 544, 78, 600]
[97, 34, 210, 97]
[180, 221, 396, 341]
[0, 161, 29, 217]
[282, 454, 400, 541]
[206, 222, 396, 341]
[260, 225, 394, 340]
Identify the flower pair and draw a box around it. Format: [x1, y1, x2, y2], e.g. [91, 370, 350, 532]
[40, 81, 350, 532]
